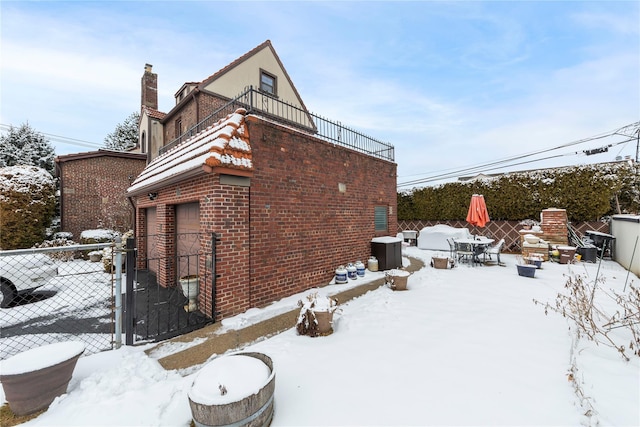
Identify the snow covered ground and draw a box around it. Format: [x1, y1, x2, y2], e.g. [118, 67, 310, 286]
[2, 246, 639, 426]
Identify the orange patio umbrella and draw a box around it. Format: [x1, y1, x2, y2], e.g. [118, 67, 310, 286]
[466, 194, 490, 227]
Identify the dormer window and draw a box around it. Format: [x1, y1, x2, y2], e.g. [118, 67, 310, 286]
[260, 70, 276, 96]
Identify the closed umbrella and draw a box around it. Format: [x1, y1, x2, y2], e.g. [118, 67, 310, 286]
[466, 194, 490, 228]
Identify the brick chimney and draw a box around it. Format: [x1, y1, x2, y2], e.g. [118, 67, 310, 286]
[141, 63, 158, 110]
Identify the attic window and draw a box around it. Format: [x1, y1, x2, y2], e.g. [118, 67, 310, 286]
[260, 70, 276, 96]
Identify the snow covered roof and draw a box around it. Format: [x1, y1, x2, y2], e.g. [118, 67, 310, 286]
[127, 108, 252, 196]
[55, 149, 147, 164]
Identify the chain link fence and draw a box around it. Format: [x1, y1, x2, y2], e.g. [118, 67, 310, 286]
[0, 243, 116, 360]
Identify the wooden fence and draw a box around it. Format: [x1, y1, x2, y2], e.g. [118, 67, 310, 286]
[398, 220, 609, 254]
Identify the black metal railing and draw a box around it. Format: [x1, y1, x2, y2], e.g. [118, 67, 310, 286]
[160, 87, 395, 162]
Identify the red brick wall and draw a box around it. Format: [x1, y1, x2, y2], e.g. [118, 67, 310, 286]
[540, 208, 569, 245]
[134, 175, 251, 319]
[60, 156, 146, 239]
[163, 93, 228, 142]
[134, 115, 397, 320]
[246, 116, 397, 309]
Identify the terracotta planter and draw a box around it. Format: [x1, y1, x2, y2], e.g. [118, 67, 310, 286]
[386, 270, 410, 291]
[0, 341, 85, 416]
[296, 293, 338, 337]
[312, 310, 334, 335]
[189, 352, 275, 427]
[431, 257, 452, 269]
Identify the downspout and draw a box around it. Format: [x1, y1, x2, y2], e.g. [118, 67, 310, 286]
[146, 114, 152, 164]
[127, 196, 137, 237]
[55, 159, 64, 233]
[248, 182, 252, 308]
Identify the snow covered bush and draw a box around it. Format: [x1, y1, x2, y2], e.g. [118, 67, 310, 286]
[54, 231, 73, 240]
[0, 165, 56, 249]
[296, 292, 340, 337]
[101, 246, 120, 273]
[80, 229, 120, 244]
[33, 237, 79, 262]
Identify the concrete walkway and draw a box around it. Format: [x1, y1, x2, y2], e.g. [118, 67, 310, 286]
[150, 257, 424, 371]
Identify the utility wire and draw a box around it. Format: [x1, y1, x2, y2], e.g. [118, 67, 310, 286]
[401, 137, 633, 187]
[398, 122, 639, 189]
[0, 124, 103, 150]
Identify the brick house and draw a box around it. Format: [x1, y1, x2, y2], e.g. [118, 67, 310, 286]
[55, 150, 147, 239]
[127, 41, 397, 321]
[135, 40, 313, 162]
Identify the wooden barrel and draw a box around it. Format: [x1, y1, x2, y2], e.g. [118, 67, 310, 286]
[189, 352, 275, 427]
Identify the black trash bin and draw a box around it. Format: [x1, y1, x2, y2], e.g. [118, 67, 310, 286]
[577, 246, 598, 263]
[371, 237, 402, 270]
[585, 230, 616, 259]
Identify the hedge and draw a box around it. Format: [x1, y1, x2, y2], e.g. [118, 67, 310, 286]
[398, 162, 639, 222]
[0, 165, 57, 249]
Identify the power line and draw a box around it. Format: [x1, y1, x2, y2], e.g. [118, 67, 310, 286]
[397, 122, 639, 189]
[0, 124, 104, 150]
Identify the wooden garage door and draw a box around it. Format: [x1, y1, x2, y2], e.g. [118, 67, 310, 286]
[145, 207, 158, 275]
[176, 202, 200, 280]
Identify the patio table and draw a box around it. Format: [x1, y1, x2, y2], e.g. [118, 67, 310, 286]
[454, 237, 495, 265]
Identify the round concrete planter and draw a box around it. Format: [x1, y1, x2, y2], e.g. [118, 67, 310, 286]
[0, 341, 85, 416]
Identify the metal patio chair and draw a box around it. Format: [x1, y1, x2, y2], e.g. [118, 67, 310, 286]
[484, 238, 505, 266]
[455, 241, 475, 265]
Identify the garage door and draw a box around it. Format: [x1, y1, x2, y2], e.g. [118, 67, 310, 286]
[176, 202, 200, 280]
[145, 207, 158, 275]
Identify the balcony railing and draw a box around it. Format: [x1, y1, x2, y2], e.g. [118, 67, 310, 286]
[160, 87, 394, 162]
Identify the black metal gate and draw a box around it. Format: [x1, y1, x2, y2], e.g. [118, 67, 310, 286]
[124, 233, 216, 344]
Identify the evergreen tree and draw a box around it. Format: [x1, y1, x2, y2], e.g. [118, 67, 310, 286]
[103, 112, 140, 151]
[0, 123, 55, 176]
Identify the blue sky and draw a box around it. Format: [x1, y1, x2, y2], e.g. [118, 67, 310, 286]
[1, 1, 638, 187]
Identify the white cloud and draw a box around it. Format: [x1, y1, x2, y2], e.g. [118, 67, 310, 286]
[0, 1, 637, 175]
